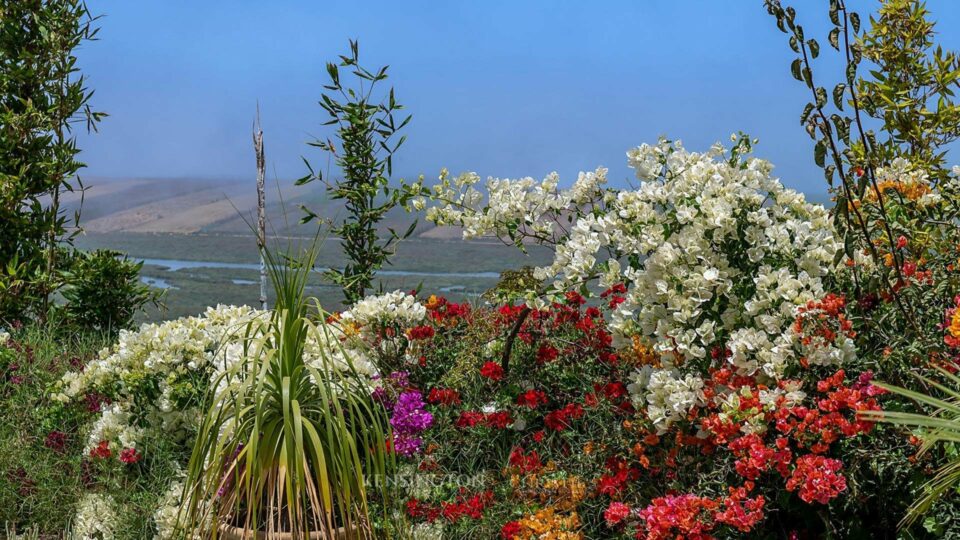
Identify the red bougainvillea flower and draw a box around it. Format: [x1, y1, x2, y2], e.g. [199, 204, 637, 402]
[516, 389, 548, 408]
[501, 521, 522, 539]
[544, 403, 584, 431]
[480, 361, 504, 382]
[604, 501, 631, 527]
[406, 498, 441, 522]
[636, 493, 718, 540]
[597, 457, 640, 497]
[456, 410, 513, 430]
[536, 343, 559, 364]
[90, 440, 112, 460]
[508, 446, 543, 474]
[440, 490, 495, 522]
[407, 325, 435, 340]
[84, 391, 111, 413]
[456, 411, 485, 428]
[485, 411, 513, 429]
[427, 387, 461, 406]
[119, 447, 141, 464]
[714, 484, 765, 532]
[44, 431, 68, 452]
[785, 454, 847, 504]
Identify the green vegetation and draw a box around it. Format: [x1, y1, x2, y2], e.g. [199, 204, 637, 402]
[298, 40, 418, 305]
[179, 242, 398, 538]
[0, 0, 104, 321]
[11, 0, 960, 538]
[60, 249, 158, 332]
[0, 322, 181, 537]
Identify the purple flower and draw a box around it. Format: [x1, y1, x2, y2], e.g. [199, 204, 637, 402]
[388, 391, 433, 456]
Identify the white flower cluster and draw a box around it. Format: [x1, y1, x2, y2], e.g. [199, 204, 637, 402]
[153, 479, 184, 539]
[714, 382, 807, 436]
[340, 289, 426, 330]
[627, 365, 706, 429]
[339, 290, 427, 359]
[56, 304, 380, 455]
[425, 138, 847, 431]
[152, 468, 205, 540]
[55, 305, 266, 454]
[58, 303, 389, 535]
[71, 493, 118, 540]
[410, 522, 445, 540]
[424, 167, 608, 245]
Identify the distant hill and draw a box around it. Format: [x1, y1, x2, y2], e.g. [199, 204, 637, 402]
[63, 176, 435, 237]
[63, 176, 832, 239]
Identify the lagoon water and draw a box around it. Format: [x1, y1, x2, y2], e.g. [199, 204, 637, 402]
[139, 258, 501, 279]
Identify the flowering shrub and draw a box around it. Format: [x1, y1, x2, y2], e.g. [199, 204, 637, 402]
[53, 304, 380, 462]
[425, 139, 850, 434]
[51, 303, 383, 536]
[370, 139, 912, 538]
[38, 145, 958, 538]
[326, 282, 883, 538]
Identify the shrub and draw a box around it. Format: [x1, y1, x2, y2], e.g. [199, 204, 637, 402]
[340, 289, 885, 539]
[0, 0, 105, 322]
[59, 249, 160, 333]
[298, 40, 417, 305]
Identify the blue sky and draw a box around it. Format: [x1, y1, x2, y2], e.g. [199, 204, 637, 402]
[77, 0, 960, 193]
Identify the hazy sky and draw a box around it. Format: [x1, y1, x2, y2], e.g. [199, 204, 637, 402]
[77, 0, 960, 193]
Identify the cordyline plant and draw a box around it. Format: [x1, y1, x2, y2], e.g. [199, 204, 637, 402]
[299, 40, 417, 305]
[175, 239, 399, 538]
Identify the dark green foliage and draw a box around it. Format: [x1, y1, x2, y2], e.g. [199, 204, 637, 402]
[0, 0, 106, 322]
[59, 249, 160, 333]
[298, 40, 416, 305]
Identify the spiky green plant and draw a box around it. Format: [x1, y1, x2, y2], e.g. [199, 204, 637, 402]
[176, 240, 398, 538]
[862, 367, 960, 527]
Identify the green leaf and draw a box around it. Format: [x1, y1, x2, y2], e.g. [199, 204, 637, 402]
[824, 164, 836, 187]
[814, 139, 827, 167]
[829, 28, 840, 50]
[829, 0, 840, 26]
[801, 102, 815, 125]
[849, 12, 861, 34]
[815, 86, 828, 108]
[833, 83, 846, 110]
[791, 58, 803, 81]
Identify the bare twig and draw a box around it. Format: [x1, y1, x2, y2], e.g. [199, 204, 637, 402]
[501, 306, 532, 375]
[254, 105, 267, 310]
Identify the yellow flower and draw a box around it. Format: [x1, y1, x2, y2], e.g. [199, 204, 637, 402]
[513, 507, 583, 539]
[949, 310, 960, 340]
[541, 477, 587, 510]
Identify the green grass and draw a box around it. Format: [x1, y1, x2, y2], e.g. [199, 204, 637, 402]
[0, 323, 186, 538]
[0, 323, 106, 536]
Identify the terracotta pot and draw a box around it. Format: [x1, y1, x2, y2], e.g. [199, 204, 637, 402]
[218, 523, 358, 540]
